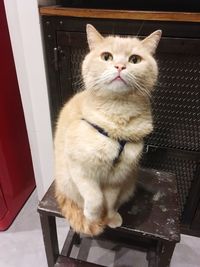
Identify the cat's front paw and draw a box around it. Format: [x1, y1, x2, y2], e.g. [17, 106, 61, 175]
[84, 205, 102, 222]
[107, 212, 122, 228]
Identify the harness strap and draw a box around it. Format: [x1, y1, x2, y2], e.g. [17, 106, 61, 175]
[82, 118, 127, 165]
[113, 139, 127, 165]
[82, 118, 109, 138]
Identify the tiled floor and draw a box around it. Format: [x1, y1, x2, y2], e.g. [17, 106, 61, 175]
[1, 190, 200, 267]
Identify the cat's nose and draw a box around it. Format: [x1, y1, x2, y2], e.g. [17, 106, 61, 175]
[114, 64, 126, 72]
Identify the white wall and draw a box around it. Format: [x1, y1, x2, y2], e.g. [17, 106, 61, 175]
[4, 0, 55, 199]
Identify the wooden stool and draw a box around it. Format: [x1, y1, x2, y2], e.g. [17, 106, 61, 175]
[38, 168, 180, 267]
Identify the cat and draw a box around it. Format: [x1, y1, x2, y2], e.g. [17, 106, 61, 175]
[54, 24, 161, 236]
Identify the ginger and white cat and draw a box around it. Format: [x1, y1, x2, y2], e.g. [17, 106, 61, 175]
[54, 24, 161, 236]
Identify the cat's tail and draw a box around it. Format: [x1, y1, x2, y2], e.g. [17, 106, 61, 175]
[56, 191, 107, 236]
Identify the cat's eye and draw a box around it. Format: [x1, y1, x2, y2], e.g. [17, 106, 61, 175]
[129, 55, 142, 64]
[101, 52, 113, 61]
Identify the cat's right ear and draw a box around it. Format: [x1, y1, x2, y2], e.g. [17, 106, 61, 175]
[141, 30, 162, 54]
[86, 24, 104, 50]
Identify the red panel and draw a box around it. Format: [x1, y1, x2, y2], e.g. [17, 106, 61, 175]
[0, 186, 7, 220]
[0, 1, 36, 230]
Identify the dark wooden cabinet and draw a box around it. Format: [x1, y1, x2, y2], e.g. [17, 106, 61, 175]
[40, 6, 200, 236]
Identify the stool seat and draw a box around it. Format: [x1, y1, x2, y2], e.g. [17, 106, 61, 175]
[38, 168, 180, 267]
[118, 168, 180, 242]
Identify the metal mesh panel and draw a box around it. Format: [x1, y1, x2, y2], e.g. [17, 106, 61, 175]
[147, 54, 200, 152]
[141, 153, 198, 215]
[143, 53, 200, 218]
[70, 47, 87, 92]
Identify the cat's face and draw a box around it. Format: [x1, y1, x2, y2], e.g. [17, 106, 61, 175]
[82, 25, 162, 97]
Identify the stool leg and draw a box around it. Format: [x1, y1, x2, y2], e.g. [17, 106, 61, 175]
[61, 228, 80, 256]
[147, 248, 158, 267]
[39, 213, 59, 267]
[74, 233, 81, 246]
[77, 237, 92, 261]
[157, 241, 176, 267]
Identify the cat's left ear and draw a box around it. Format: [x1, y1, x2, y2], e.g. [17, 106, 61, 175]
[141, 30, 162, 54]
[86, 24, 104, 50]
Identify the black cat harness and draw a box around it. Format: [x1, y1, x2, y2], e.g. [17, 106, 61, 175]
[82, 118, 128, 165]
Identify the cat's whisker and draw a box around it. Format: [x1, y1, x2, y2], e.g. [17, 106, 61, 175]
[136, 21, 145, 37]
[85, 72, 113, 89]
[72, 76, 84, 84]
[72, 78, 84, 87]
[125, 73, 145, 92]
[86, 80, 101, 92]
[73, 83, 84, 89]
[125, 72, 152, 99]
[72, 80, 85, 92]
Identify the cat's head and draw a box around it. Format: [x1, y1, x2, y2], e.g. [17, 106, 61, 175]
[82, 24, 162, 97]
